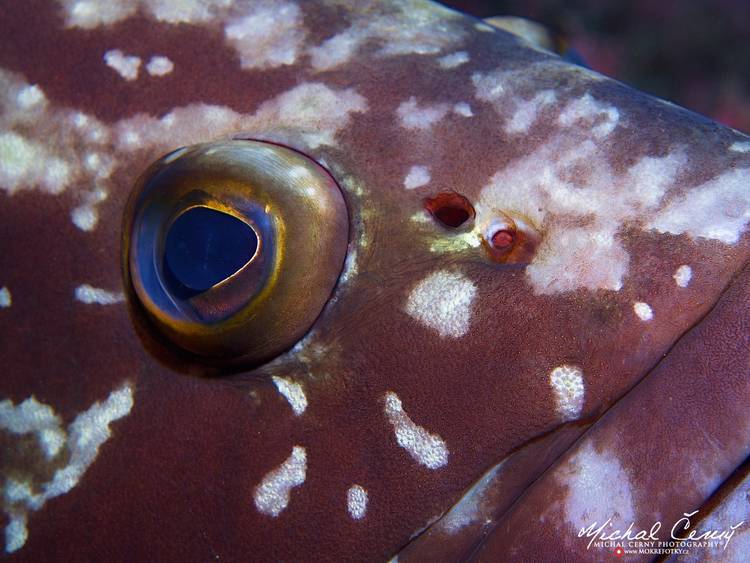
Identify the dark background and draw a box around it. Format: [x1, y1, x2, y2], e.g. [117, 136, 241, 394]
[440, 0, 750, 133]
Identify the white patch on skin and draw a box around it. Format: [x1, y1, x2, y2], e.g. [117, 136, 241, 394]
[346, 484, 368, 520]
[116, 82, 367, 151]
[271, 376, 307, 416]
[404, 165, 431, 189]
[74, 284, 124, 305]
[4, 513, 27, 554]
[0, 396, 66, 459]
[309, 31, 361, 72]
[71, 187, 108, 231]
[307, 3, 464, 71]
[673, 265, 692, 288]
[730, 141, 750, 153]
[397, 97, 450, 130]
[1, 68, 365, 227]
[437, 51, 469, 69]
[103, 49, 142, 81]
[437, 460, 505, 534]
[452, 102, 473, 117]
[145, 55, 174, 76]
[633, 302, 653, 321]
[648, 167, 750, 244]
[58, 0, 137, 28]
[58, 0, 232, 28]
[224, 2, 305, 70]
[561, 442, 636, 534]
[549, 365, 585, 422]
[0, 132, 71, 195]
[2, 383, 134, 554]
[558, 93, 619, 138]
[384, 391, 449, 470]
[405, 270, 477, 338]
[253, 446, 307, 517]
[505, 90, 556, 134]
[473, 70, 690, 294]
[16, 85, 46, 110]
[0, 287, 10, 308]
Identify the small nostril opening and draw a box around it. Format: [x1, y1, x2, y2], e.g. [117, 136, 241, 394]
[163, 206, 258, 298]
[424, 192, 475, 229]
[491, 229, 515, 250]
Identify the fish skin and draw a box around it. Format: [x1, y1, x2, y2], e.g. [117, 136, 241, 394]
[0, 1, 749, 561]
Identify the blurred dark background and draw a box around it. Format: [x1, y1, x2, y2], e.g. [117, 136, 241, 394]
[440, 0, 750, 132]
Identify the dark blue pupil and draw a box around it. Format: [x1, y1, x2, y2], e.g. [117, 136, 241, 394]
[163, 207, 257, 296]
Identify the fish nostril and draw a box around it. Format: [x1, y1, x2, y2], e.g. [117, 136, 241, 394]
[424, 191, 475, 228]
[490, 228, 515, 250]
[163, 206, 259, 298]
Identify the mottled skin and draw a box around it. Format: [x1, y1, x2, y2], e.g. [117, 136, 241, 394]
[0, 1, 749, 562]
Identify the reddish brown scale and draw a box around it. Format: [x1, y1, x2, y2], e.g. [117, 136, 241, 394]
[424, 192, 475, 229]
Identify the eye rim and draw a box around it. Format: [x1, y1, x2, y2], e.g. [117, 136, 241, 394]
[122, 139, 349, 366]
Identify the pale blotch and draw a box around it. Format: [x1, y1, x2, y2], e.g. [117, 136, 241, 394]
[557, 93, 619, 138]
[404, 165, 431, 189]
[730, 141, 750, 153]
[347, 484, 368, 520]
[271, 376, 307, 416]
[437, 51, 469, 69]
[673, 264, 692, 288]
[405, 270, 476, 338]
[58, 0, 232, 28]
[633, 302, 653, 321]
[473, 69, 689, 294]
[561, 442, 635, 533]
[224, 2, 305, 70]
[253, 446, 307, 517]
[0, 131, 71, 195]
[309, 31, 361, 72]
[145, 55, 174, 76]
[74, 284, 124, 305]
[308, 3, 464, 70]
[58, 0, 137, 28]
[549, 365, 585, 422]
[384, 391, 448, 470]
[16, 85, 46, 110]
[115, 82, 366, 151]
[505, 90, 556, 134]
[648, 167, 750, 244]
[0, 287, 10, 308]
[103, 49, 141, 81]
[71, 187, 108, 231]
[1, 383, 134, 553]
[453, 102, 473, 117]
[397, 97, 450, 130]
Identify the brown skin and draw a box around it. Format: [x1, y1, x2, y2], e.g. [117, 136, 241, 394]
[1, 1, 749, 561]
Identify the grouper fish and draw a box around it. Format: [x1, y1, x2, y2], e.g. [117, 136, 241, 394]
[1, 1, 750, 561]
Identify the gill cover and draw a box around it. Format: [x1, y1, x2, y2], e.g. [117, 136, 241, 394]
[122, 140, 349, 365]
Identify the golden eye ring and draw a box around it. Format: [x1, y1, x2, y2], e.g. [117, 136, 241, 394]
[122, 140, 349, 366]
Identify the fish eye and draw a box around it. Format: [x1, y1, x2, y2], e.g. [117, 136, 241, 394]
[122, 140, 349, 366]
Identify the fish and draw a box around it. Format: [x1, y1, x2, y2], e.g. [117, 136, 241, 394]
[1, 1, 749, 561]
